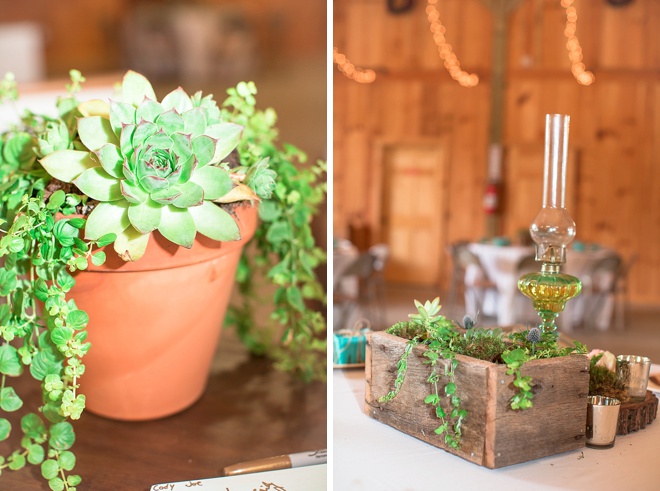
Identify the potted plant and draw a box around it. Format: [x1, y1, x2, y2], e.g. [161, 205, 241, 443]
[0, 70, 326, 489]
[365, 298, 590, 468]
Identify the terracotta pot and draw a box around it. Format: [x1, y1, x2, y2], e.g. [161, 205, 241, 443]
[73, 203, 258, 421]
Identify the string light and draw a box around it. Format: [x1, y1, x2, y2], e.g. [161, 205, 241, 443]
[333, 47, 376, 84]
[561, 0, 594, 85]
[426, 0, 479, 87]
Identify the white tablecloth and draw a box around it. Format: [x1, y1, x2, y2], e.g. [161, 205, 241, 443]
[465, 243, 533, 325]
[333, 366, 660, 491]
[465, 243, 618, 330]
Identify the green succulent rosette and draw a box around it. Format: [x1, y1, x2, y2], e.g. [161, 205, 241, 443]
[40, 71, 257, 261]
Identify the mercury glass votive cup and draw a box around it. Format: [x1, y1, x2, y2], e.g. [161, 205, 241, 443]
[616, 355, 652, 403]
[586, 395, 621, 449]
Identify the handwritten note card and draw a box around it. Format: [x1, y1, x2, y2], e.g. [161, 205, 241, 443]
[150, 463, 326, 491]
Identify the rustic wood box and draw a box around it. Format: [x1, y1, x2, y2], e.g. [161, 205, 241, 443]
[365, 331, 590, 468]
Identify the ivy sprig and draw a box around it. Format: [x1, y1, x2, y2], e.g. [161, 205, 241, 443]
[424, 348, 466, 449]
[0, 190, 115, 490]
[379, 337, 419, 404]
[501, 348, 535, 410]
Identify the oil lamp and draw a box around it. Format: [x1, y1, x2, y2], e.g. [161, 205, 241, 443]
[518, 114, 582, 337]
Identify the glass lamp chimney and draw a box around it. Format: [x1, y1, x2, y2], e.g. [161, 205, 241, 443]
[529, 114, 576, 265]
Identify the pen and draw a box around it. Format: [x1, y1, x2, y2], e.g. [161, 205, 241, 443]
[222, 449, 327, 476]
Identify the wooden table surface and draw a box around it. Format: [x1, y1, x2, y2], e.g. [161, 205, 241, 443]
[0, 329, 327, 490]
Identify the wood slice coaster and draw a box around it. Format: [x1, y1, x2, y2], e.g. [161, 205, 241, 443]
[617, 391, 658, 435]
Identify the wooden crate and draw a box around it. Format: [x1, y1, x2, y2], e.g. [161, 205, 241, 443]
[365, 331, 590, 468]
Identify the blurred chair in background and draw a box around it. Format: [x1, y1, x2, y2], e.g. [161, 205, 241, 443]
[333, 244, 390, 331]
[333, 252, 377, 330]
[582, 254, 623, 330]
[583, 253, 637, 331]
[612, 253, 638, 330]
[367, 244, 390, 328]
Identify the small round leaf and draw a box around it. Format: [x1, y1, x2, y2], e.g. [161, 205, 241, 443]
[0, 387, 22, 411]
[49, 422, 75, 451]
[58, 450, 76, 471]
[0, 418, 11, 440]
[27, 444, 45, 465]
[48, 476, 65, 491]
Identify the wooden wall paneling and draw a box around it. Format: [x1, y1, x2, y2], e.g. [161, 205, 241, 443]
[580, 80, 644, 250]
[503, 144, 542, 239]
[506, 77, 582, 145]
[539, 0, 570, 70]
[345, 1, 386, 67]
[339, 128, 372, 238]
[344, 78, 376, 129]
[445, 83, 490, 242]
[333, 76, 380, 238]
[333, 80, 348, 235]
[508, 0, 542, 70]
[376, 80, 417, 137]
[629, 79, 660, 303]
[506, 79, 544, 143]
[648, 1, 660, 68]
[462, 1, 493, 68]
[382, 4, 418, 71]
[599, 0, 646, 69]
[577, 83, 622, 245]
[44, 0, 128, 76]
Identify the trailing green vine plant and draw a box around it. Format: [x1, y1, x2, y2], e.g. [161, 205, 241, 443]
[0, 191, 114, 490]
[222, 82, 327, 382]
[379, 298, 587, 449]
[380, 298, 466, 447]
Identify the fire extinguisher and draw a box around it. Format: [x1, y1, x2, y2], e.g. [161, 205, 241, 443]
[483, 181, 499, 215]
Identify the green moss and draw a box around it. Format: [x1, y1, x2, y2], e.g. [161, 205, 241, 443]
[589, 365, 628, 402]
[385, 321, 427, 340]
[450, 329, 507, 363]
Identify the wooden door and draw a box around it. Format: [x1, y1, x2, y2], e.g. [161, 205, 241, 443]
[380, 143, 447, 285]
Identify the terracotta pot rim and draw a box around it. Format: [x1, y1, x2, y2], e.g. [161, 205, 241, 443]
[70, 202, 259, 273]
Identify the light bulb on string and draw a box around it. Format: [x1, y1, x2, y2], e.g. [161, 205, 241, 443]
[562, 0, 595, 85]
[426, 0, 478, 87]
[333, 47, 376, 84]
